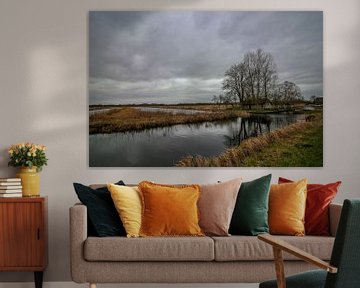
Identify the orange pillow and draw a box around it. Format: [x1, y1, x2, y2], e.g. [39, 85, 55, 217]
[278, 177, 341, 236]
[269, 179, 307, 236]
[138, 181, 204, 237]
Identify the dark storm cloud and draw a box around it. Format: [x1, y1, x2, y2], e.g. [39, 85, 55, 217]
[89, 11, 323, 104]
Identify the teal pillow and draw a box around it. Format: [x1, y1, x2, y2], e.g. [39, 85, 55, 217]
[229, 174, 272, 236]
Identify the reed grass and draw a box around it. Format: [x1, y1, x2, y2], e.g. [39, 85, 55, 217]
[89, 107, 248, 134]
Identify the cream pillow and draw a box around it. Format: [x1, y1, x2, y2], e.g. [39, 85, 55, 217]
[107, 183, 142, 237]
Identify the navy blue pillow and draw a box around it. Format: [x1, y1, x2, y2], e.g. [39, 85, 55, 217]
[73, 181, 126, 237]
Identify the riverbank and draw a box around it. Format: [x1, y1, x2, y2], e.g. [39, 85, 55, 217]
[89, 106, 249, 134]
[176, 116, 323, 167]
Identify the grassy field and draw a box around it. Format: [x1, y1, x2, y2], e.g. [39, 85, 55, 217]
[89, 106, 249, 134]
[177, 115, 323, 167]
[241, 122, 323, 166]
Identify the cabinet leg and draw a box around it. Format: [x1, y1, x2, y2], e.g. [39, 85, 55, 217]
[34, 271, 43, 288]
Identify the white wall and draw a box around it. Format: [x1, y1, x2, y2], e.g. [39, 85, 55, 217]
[0, 0, 359, 283]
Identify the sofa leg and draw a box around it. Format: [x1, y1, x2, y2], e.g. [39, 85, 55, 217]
[89, 283, 96, 288]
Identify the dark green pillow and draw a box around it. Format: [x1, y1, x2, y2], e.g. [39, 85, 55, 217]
[73, 181, 126, 237]
[229, 174, 272, 236]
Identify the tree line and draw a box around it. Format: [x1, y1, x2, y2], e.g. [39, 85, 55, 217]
[213, 49, 303, 109]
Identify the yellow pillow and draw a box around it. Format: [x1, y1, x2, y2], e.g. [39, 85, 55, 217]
[269, 179, 307, 236]
[138, 181, 204, 237]
[107, 183, 142, 238]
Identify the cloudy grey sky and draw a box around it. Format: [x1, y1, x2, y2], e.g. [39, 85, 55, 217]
[89, 11, 323, 105]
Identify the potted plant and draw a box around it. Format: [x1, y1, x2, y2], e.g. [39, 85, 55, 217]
[8, 143, 48, 197]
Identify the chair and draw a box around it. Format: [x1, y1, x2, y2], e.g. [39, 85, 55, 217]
[258, 199, 360, 288]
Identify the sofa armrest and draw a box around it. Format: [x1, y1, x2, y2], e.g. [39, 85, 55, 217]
[69, 203, 88, 283]
[329, 203, 342, 237]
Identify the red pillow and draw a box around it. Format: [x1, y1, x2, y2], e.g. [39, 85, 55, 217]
[278, 177, 341, 236]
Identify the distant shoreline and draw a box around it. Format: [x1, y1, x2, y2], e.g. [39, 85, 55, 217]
[89, 105, 249, 134]
[89, 102, 217, 111]
[89, 102, 321, 134]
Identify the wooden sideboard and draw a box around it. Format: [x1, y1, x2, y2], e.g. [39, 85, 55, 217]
[0, 197, 48, 288]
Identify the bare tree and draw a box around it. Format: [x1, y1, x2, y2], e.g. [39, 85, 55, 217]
[222, 63, 247, 104]
[261, 50, 278, 101]
[212, 95, 218, 104]
[245, 49, 277, 102]
[223, 93, 236, 108]
[212, 95, 220, 109]
[309, 95, 316, 103]
[222, 49, 277, 106]
[242, 52, 256, 101]
[212, 94, 229, 109]
[277, 81, 303, 103]
[220, 49, 305, 110]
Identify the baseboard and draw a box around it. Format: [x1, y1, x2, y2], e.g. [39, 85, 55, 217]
[0, 282, 259, 288]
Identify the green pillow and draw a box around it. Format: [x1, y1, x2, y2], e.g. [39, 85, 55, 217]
[229, 174, 272, 236]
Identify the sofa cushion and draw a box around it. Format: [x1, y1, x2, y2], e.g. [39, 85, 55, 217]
[198, 178, 242, 236]
[279, 177, 341, 236]
[212, 236, 334, 261]
[269, 179, 307, 236]
[139, 181, 203, 237]
[84, 236, 214, 261]
[73, 181, 126, 237]
[108, 184, 142, 238]
[229, 174, 271, 236]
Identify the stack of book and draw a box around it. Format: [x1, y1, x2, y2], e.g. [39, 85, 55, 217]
[0, 178, 22, 197]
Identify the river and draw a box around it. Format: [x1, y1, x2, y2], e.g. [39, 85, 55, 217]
[89, 113, 305, 167]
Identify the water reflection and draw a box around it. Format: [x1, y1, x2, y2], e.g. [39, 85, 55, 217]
[89, 113, 305, 167]
[89, 108, 114, 116]
[224, 114, 300, 147]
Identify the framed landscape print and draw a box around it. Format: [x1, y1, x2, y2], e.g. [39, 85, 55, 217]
[89, 11, 323, 167]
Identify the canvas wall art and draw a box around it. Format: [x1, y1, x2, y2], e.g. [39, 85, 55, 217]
[89, 11, 323, 167]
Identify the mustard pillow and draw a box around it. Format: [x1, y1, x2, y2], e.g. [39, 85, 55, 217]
[138, 181, 204, 237]
[107, 183, 142, 238]
[269, 179, 307, 236]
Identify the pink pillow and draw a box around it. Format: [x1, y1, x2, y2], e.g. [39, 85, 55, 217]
[198, 178, 242, 236]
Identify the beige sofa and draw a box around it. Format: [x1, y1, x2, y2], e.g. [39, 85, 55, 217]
[70, 203, 342, 287]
